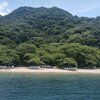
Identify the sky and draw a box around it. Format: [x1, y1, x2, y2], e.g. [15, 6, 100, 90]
[0, 0, 100, 17]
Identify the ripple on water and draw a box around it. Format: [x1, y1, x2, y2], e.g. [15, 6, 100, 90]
[0, 73, 100, 100]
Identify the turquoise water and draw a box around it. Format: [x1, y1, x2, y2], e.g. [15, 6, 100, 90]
[0, 73, 100, 100]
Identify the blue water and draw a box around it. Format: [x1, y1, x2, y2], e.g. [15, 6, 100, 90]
[0, 73, 100, 100]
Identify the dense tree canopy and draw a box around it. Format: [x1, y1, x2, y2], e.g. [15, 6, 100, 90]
[0, 7, 100, 68]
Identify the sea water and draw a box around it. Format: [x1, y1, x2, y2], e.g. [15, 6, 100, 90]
[0, 73, 100, 100]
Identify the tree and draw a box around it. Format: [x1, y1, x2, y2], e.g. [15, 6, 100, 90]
[40, 53, 54, 66]
[17, 43, 36, 55]
[60, 43, 99, 68]
[58, 57, 78, 68]
[17, 43, 37, 65]
[67, 34, 84, 43]
[53, 53, 66, 66]
[0, 45, 20, 66]
[24, 53, 44, 66]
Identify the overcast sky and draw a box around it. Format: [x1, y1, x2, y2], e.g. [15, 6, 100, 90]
[0, 0, 100, 17]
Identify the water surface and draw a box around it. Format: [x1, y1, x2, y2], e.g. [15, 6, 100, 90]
[0, 73, 100, 100]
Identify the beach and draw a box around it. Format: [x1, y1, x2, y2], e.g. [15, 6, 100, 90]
[0, 67, 100, 74]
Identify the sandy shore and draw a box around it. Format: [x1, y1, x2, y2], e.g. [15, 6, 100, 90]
[0, 67, 100, 74]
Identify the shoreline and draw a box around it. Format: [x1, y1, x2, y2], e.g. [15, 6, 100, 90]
[0, 67, 100, 74]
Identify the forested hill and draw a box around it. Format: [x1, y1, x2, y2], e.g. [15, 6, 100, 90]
[0, 7, 73, 45]
[0, 7, 100, 68]
[0, 6, 100, 47]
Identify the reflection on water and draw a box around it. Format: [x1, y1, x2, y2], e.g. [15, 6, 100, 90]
[0, 73, 100, 100]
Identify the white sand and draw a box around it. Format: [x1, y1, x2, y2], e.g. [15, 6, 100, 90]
[77, 69, 100, 74]
[0, 67, 72, 73]
[0, 67, 100, 74]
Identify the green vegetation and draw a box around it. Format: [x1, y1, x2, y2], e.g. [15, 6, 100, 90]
[0, 7, 100, 68]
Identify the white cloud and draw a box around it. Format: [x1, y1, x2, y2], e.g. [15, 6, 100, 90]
[76, 7, 96, 14]
[0, 1, 11, 16]
[71, 5, 98, 16]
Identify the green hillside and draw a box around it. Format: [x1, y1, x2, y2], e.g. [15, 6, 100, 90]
[0, 7, 100, 68]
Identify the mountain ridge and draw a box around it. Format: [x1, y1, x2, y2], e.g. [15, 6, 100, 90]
[0, 6, 99, 47]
